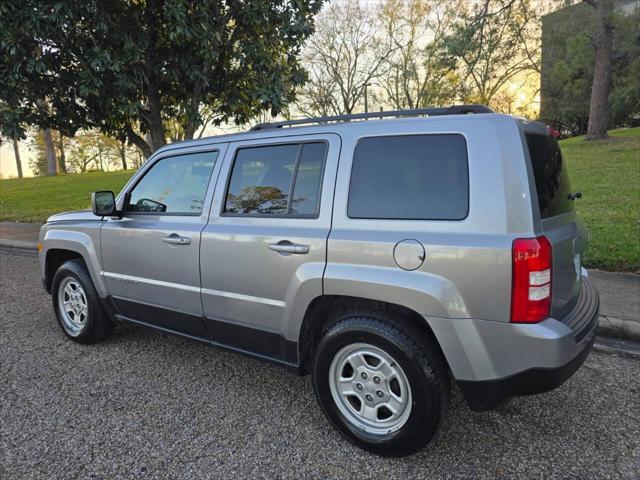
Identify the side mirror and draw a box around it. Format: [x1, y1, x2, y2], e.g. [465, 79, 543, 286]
[92, 191, 117, 217]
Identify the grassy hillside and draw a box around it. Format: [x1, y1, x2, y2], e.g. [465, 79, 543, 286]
[560, 127, 639, 271]
[0, 170, 134, 223]
[0, 127, 638, 270]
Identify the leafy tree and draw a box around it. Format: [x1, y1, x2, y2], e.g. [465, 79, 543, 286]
[0, 0, 323, 157]
[443, 0, 540, 106]
[540, 3, 639, 135]
[27, 130, 48, 177]
[378, 0, 459, 110]
[609, 11, 640, 126]
[297, 0, 393, 116]
[68, 130, 129, 173]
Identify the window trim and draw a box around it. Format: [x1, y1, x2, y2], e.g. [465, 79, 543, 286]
[346, 133, 470, 222]
[123, 149, 220, 217]
[220, 140, 329, 219]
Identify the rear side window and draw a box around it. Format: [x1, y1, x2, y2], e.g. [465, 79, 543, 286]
[526, 134, 574, 219]
[348, 134, 469, 220]
[224, 142, 327, 216]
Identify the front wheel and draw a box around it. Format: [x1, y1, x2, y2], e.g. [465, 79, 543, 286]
[51, 259, 114, 344]
[312, 315, 450, 457]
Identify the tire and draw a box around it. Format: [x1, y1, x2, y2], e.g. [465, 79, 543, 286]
[312, 313, 450, 457]
[51, 259, 114, 344]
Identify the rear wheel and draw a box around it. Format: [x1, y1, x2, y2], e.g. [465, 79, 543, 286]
[52, 259, 114, 344]
[312, 314, 450, 457]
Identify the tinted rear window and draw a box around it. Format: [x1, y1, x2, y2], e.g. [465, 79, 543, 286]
[526, 134, 574, 219]
[348, 134, 469, 220]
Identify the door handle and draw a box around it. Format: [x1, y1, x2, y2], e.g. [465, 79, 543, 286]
[162, 234, 191, 245]
[269, 241, 309, 255]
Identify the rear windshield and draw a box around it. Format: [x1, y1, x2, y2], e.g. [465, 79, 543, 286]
[526, 134, 574, 219]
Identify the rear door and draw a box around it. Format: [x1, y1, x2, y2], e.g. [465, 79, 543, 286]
[200, 134, 340, 364]
[525, 132, 587, 317]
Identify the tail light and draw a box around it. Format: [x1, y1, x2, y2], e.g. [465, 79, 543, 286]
[511, 236, 552, 323]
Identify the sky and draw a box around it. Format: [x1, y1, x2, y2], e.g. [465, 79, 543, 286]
[0, 138, 35, 179]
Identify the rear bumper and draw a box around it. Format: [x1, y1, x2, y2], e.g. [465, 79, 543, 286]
[458, 334, 595, 411]
[431, 276, 599, 411]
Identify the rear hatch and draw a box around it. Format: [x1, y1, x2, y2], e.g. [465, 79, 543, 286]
[525, 131, 588, 319]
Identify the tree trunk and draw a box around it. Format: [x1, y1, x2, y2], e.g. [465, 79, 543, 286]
[143, 0, 166, 152]
[56, 132, 67, 173]
[43, 128, 58, 176]
[586, 0, 613, 140]
[12, 138, 23, 178]
[147, 86, 167, 151]
[183, 82, 203, 140]
[97, 138, 104, 171]
[119, 140, 128, 170]
[125, 124, 153, 159]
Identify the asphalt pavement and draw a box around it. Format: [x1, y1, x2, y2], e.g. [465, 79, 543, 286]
[1, 248, 639, 479]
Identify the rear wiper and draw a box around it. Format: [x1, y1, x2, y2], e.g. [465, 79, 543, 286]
[567, 191, 583, 201]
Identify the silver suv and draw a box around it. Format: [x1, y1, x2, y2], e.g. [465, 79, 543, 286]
[39, 105, 599, 456]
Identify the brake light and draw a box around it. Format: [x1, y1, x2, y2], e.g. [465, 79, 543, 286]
[511, 236, 552, 323]
[546, 125, 561, 138]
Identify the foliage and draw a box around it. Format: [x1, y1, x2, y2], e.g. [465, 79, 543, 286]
[226, 186, 289, 214]
[540, 3, 640, 135]
[0, 0, 323, 155]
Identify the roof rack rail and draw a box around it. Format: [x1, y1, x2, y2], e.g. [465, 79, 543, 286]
[250, 104, 494, 131]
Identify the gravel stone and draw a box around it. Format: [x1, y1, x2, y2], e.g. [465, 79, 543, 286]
[1, 249, 639, 479]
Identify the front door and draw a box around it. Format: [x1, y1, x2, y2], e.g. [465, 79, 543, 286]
[101, 146, 225, 337]
[200, 134, 340, 363]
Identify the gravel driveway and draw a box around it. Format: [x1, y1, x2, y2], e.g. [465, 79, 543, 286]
[1, 249, 639, 479]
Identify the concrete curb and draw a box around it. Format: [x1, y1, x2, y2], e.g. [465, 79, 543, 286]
[0, 239, 38, 251]
[594, 337, 640, 359]
[598, 315, 640, 343]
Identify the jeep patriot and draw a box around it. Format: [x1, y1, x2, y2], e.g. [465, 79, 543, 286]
[39, 105, 599, 456]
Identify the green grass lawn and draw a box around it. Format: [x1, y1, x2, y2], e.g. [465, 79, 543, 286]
[560, 127, 639, 271]
[0, 170, 134, 223]
[0, 127, 638, 270]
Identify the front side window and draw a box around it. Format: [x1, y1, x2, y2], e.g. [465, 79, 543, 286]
[348, 134, 469, 220]
[224, 142, 327, 216]
[127, 151, 218, 214]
